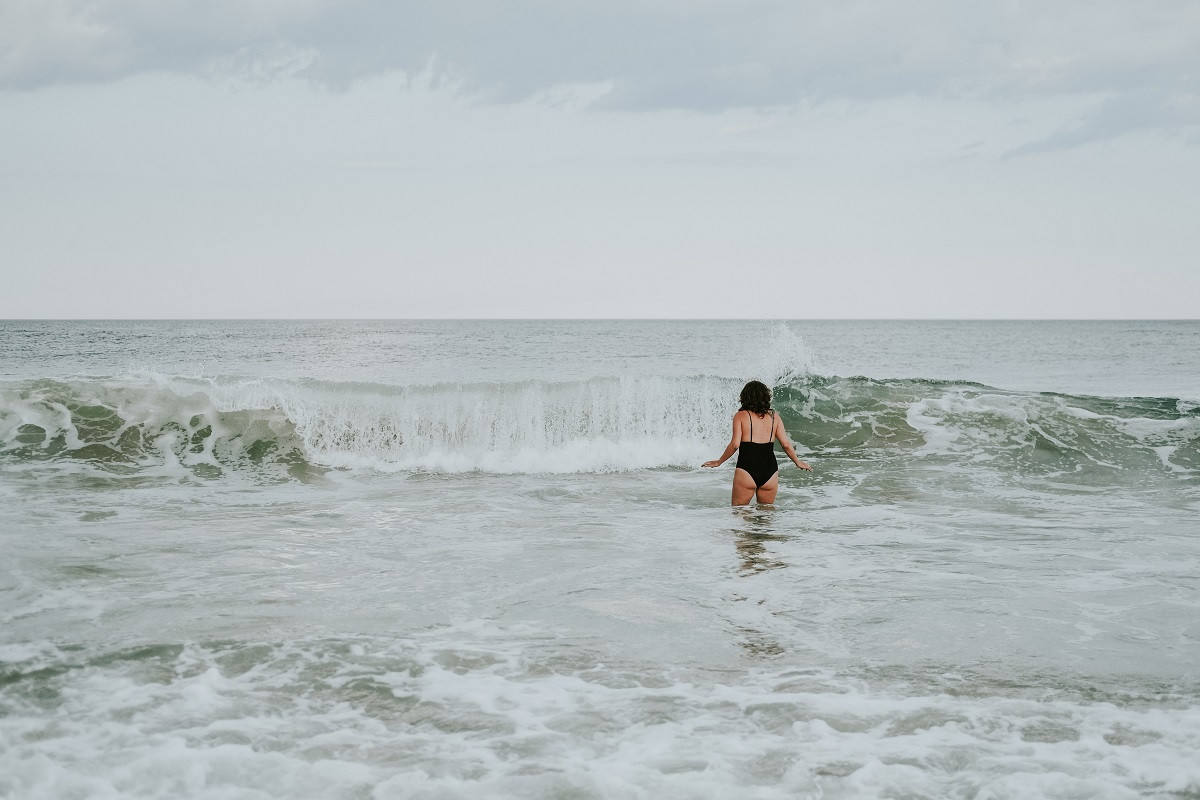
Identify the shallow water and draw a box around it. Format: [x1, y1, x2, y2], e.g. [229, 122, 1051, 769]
[2, 320, 1198, 799]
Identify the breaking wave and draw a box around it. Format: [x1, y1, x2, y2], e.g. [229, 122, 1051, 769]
[1, 372, 1197, 479]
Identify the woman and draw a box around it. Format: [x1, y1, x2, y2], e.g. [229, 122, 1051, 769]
[703, 380, 811, 506]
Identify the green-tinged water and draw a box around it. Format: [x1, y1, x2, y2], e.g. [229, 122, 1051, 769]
[2, 320, 1198, 799]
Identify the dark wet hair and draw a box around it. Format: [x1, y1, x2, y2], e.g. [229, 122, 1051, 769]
[739, 380, 771, 416]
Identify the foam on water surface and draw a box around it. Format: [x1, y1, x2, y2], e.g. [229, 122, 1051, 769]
[3, 320, 1199, 799]
[2, 371, 1197, 479]
[3, 631, 1198, 800]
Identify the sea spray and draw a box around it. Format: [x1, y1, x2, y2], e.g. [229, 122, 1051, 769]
[2, 372, 1197, 479]
[755, 322, 820, 386]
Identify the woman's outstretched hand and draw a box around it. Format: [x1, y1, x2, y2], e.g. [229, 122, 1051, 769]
[794, 460, 812, 471]
[702, 460, 721, 468]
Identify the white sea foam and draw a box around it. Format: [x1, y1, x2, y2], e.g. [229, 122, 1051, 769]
[0, 373, 742, 475]
[2, 632, 1197, 800]
[4, 321, 1199, 800]
[905, 390, 1042, 455]
[3, 367, 1197, 478]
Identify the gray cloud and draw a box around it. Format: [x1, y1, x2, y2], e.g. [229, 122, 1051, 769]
[2, 0, 1198, 146]
[1007, 88, 1200, 156]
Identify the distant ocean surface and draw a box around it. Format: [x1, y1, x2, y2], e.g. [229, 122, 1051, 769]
[2, 320, 1198, 799]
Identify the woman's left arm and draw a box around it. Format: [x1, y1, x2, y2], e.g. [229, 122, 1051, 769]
[774, 416, 812, 471]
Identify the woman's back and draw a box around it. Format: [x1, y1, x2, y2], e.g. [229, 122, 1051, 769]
[738, 409, 775, 444]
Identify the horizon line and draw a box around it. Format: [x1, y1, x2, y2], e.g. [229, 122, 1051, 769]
[1, 317, 1197, 323]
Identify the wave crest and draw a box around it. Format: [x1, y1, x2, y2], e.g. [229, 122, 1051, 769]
[0, 374, 740, 477]
[1, 373, 1197, 479]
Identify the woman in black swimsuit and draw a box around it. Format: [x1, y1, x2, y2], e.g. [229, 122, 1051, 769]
[702, 380, 812, 506]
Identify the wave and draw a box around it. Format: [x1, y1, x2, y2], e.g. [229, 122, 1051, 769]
[774, 379, 1200, 477]
[1, 372, 1197, 479]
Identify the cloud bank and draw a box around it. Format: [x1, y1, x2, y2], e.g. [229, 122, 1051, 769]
[2, 2, 1197, 317]
[3, 0, 1198, 149]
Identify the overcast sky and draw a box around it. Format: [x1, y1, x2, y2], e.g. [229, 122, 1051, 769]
[2, 0, 1198, 318]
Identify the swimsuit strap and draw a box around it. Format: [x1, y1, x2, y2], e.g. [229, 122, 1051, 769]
[747, 410, 775, 443]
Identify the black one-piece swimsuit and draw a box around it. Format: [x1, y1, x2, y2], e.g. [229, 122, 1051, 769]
[735, 410, 779, 488]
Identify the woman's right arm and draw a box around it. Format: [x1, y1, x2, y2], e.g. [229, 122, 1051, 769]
[702, 413, 742, 468]
[774, 417, 812, 471]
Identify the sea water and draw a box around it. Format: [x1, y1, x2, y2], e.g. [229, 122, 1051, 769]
[1, 320, 1198, 799]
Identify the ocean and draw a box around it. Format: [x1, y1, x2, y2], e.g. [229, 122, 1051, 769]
[1, 319, 1198, 799]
